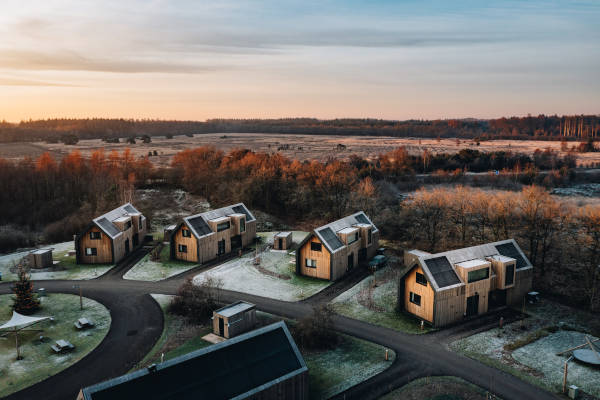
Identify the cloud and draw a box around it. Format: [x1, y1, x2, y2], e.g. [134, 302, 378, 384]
[0, 49, 223, 73]
[0, 77, 79, 87]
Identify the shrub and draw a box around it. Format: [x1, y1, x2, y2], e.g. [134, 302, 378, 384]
[292, 304, 339, 350]
[168, 277, 223, 324]
[0, 227, 36, 253]
[165, 133, 174, 139]
[12, 267, 41, 315]
[60, 134, 79, 145]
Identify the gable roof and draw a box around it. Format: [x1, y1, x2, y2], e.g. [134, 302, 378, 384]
[92, 203, 143, 239]
[411, 239, 532, 291]
[313, 211, 378, 254]
[182, 203, 255, 239]
[80, 321, 306, 400]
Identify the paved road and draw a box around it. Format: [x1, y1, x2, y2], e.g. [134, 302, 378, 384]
[0, 251, 562, 400]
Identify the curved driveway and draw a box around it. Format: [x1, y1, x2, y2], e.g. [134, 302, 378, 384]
[0, 254, 560, 400]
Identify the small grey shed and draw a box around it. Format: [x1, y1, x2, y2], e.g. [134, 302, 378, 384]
[212, 301, 256, 339]
[274, 232, 293, 250]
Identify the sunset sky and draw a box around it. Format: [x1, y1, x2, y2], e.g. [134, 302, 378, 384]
[0, 0, 598, 121]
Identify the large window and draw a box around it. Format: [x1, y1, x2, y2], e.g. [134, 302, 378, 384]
[240, 218, 246, 233]
[505, 264, 515, 286]
[310, 242, 322, 252]
[416, 272, 427, 286]
[306, 259, 317, 268]
[139, 218, 143, 230]
[468, 267, 489, 283]
[409, 292, 421, 306]
[89, 231, 101, 240]
[217, 221, 230, 232]
[182, 228, 191, 238]
[178, 244, 187, 253]
[368, 229, 372, 245]
[124, 220, 132, 230]
[85, 247, 97, 256]
[347, 232, 359, 244]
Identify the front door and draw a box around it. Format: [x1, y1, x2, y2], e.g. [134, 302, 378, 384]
[348, 253, 354, 270]
[278, 238, 283, 249]
[133, 233, 139, 247]
[218, 239, 226, 256]
[219, 317, 224, 336]
[125, 239, 130, 254]
[466, 294, 479, 317]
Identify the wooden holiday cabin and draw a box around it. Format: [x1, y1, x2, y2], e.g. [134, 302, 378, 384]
[295, 211, 379, 281]
[170, 203, 256, 264]
[75, 203, 147, 264]
[273, 232, 293, 250]
[212, 301, 257, 339]
[399, 239, 533, 328]
[78, 321, 308, 400]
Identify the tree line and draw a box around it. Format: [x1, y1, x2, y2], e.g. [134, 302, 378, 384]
[1, 114, 599, 143]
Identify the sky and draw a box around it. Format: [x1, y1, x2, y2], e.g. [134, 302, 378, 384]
[0, 0, 598, 121]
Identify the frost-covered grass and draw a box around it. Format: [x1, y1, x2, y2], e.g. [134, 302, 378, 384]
[513, 331, 600, 396]
[124, 244, 197, 282]
[305, 335, 395, 399]
[0, 294, 111, 397]
[0, 241, 112, 282]
[194, 236, 331, 301]
[331, 266, 432, 334]
[380, 376, 492, 400]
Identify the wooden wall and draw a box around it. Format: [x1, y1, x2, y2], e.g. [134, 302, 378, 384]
[299, 235, 331, 280]
[434, 286, 466, 327]
[507, 268, 533, 306]
[366, 230, 380, 260]
[403, 265, 435, 323]
[213, 309, 257, 338]
[242, 220, 257, 247]
[248, 370, 308, 400]
[173, 224, 199, 262]
[78, 225, 113, 264]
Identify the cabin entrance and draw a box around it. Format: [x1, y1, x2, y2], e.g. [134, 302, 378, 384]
[133, 233, 139, 247]
[218, 239, 226, 256]
[218, 317, 224, 336]
[347, 254, 354, 270]
[125, 238, 130, 254]
[278, 238, 283, 249]
[466, 294, 479, 317]
[231, 235, 242, 250]
[488, 289, 507, 309]
[358, 248, 367, 262]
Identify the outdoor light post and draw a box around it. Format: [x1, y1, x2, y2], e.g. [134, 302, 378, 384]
[73, 285, 82, 310]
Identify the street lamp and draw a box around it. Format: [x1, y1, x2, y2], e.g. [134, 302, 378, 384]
[72, 285, 82, 310]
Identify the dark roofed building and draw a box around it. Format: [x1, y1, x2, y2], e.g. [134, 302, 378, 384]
[400, 239, 533, 327]
[296, 211, 379, 281]
[77, 321, 308, 400]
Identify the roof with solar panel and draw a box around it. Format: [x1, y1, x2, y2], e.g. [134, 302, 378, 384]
[92, 203, 144, 239]
[181, 203, 255, 239]
[312, 211, 378, 253]
[410, 239, 532, 291]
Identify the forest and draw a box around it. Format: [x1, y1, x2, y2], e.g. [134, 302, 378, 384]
[1, 114, 599, 143]
[0, 146, 597, 311]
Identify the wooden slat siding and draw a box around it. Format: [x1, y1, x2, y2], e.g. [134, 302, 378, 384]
[299, 235, 331, 280]
[404, 265, 435, 323]
[79, 225, 113, 264]
[455, 262, 492, 316]
[507, 268, 533, 306]
[212, 309, 257, 339]
[247, 370, 308, 400]
[173, 224, 199, 262]
[242, 220, 257, 247]
[330, 249, 348, 280]
[489, 258, 516, 290]
[434, 286, 466, 327]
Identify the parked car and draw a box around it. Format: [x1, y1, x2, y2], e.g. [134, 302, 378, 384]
[369, 255, 388, 270]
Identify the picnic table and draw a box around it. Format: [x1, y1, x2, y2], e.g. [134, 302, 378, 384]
[51, 339, 75, 353]
[74, 318, 95, 330]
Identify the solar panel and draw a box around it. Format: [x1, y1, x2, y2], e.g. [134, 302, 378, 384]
[495, 243, 528, 269]
[232, 205, 255, 221]
[318, 227, 344, 251]
[424, 256, 461, 288]
[96, 217, 121, 237]
[354, 213, 370, 225]
[188, 216, 212, 236]
[123, 204, 138, 214]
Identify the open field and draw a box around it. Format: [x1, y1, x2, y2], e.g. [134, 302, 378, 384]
[124, 244, 197, 282]
[28, 134, 600, 166]
[0, 294, 111, 398]
[380, 376, 494, 400]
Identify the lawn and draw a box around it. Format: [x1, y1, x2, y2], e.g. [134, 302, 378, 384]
[331, 266, 433, 334]
[0, 241, 113, 282]
[0, 293, 111, 398]
[124, 244, 198, 282]
[379, 376, 494, 400]
[194, 232, 331, 301]
[305, 335, 395, 399]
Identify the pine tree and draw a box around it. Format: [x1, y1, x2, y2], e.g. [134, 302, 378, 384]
[11, 267, 40, 315]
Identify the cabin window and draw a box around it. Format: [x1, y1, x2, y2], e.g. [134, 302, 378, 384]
[310, 242, 322, 252]
[124, 220, 132, 230]
[89, 231, 101, 240]
[240, 218, 246, 233]
[368, 229, 372, 245]
[468, 267, 489, 283]
[85, 247, 97, 256]
[217, 221, 230, 232]
[178, 244, 187, 253]
[139, 218, 143, 230]
[505, 264, 515, 286]
[347, 232, 359, 244]
[218, 239, 226, 255]
[182, 228, 191, 238]
[409, 292, 421, 306]
[416, 272, 427, 286]
[306, 259, 317, 268]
